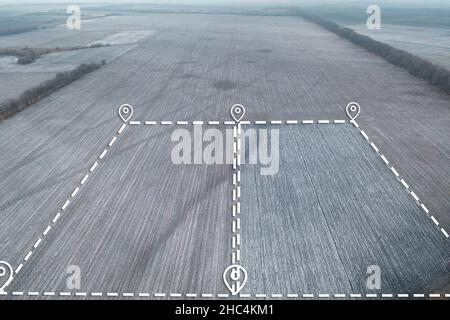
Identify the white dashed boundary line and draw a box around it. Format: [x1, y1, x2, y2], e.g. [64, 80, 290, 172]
[131, 118, 447, 240]
[351, 120, 448, 239]
[8, 123, 127, 288]
[3, 119, 447, 299]
[1, 291, 448, 299]
[231, 122, 242, 290]
[128, 120, 348, 126]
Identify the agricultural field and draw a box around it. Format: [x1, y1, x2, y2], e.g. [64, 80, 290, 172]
[0, 46, 134, 73]
[0, 71, 55, 101]
[305, 3, 450, 69]
[0, 13, 161, 108]
[0, 9, 65, 35]
[0, 5, 449, 301]
[0, 12, 162, 49]
[345, 24, 450, 69]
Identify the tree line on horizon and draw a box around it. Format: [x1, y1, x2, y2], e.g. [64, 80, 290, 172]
[295, 9, 450, 94]
[0, 43, 109, 65]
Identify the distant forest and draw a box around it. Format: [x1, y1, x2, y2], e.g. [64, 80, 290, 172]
[295, 9, 450, 94]
[0, 62, 104, 121]
[0, 43, 109, 65]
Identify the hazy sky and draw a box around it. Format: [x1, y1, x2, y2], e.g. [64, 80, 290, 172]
[0, 0, 448, 8]
[0, 0, 448, 4]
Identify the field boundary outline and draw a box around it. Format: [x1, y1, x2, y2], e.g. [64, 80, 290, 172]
[1, 103, 448, 299]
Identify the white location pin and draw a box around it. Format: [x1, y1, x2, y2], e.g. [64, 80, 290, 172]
[346, 102, 361, 120]
[0, 261, 13, 292]
[118, 104, 133, 123]
[223, 264, 248, 295]
[230, 104, 245, 123]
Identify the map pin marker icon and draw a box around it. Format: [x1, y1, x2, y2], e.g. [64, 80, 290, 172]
[223, 264, 248, 295]
[231, 104, 245, 123]
[0, 261, 13, 292]
[118, 104, 133, 123]
[346, 102, 361, 121]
